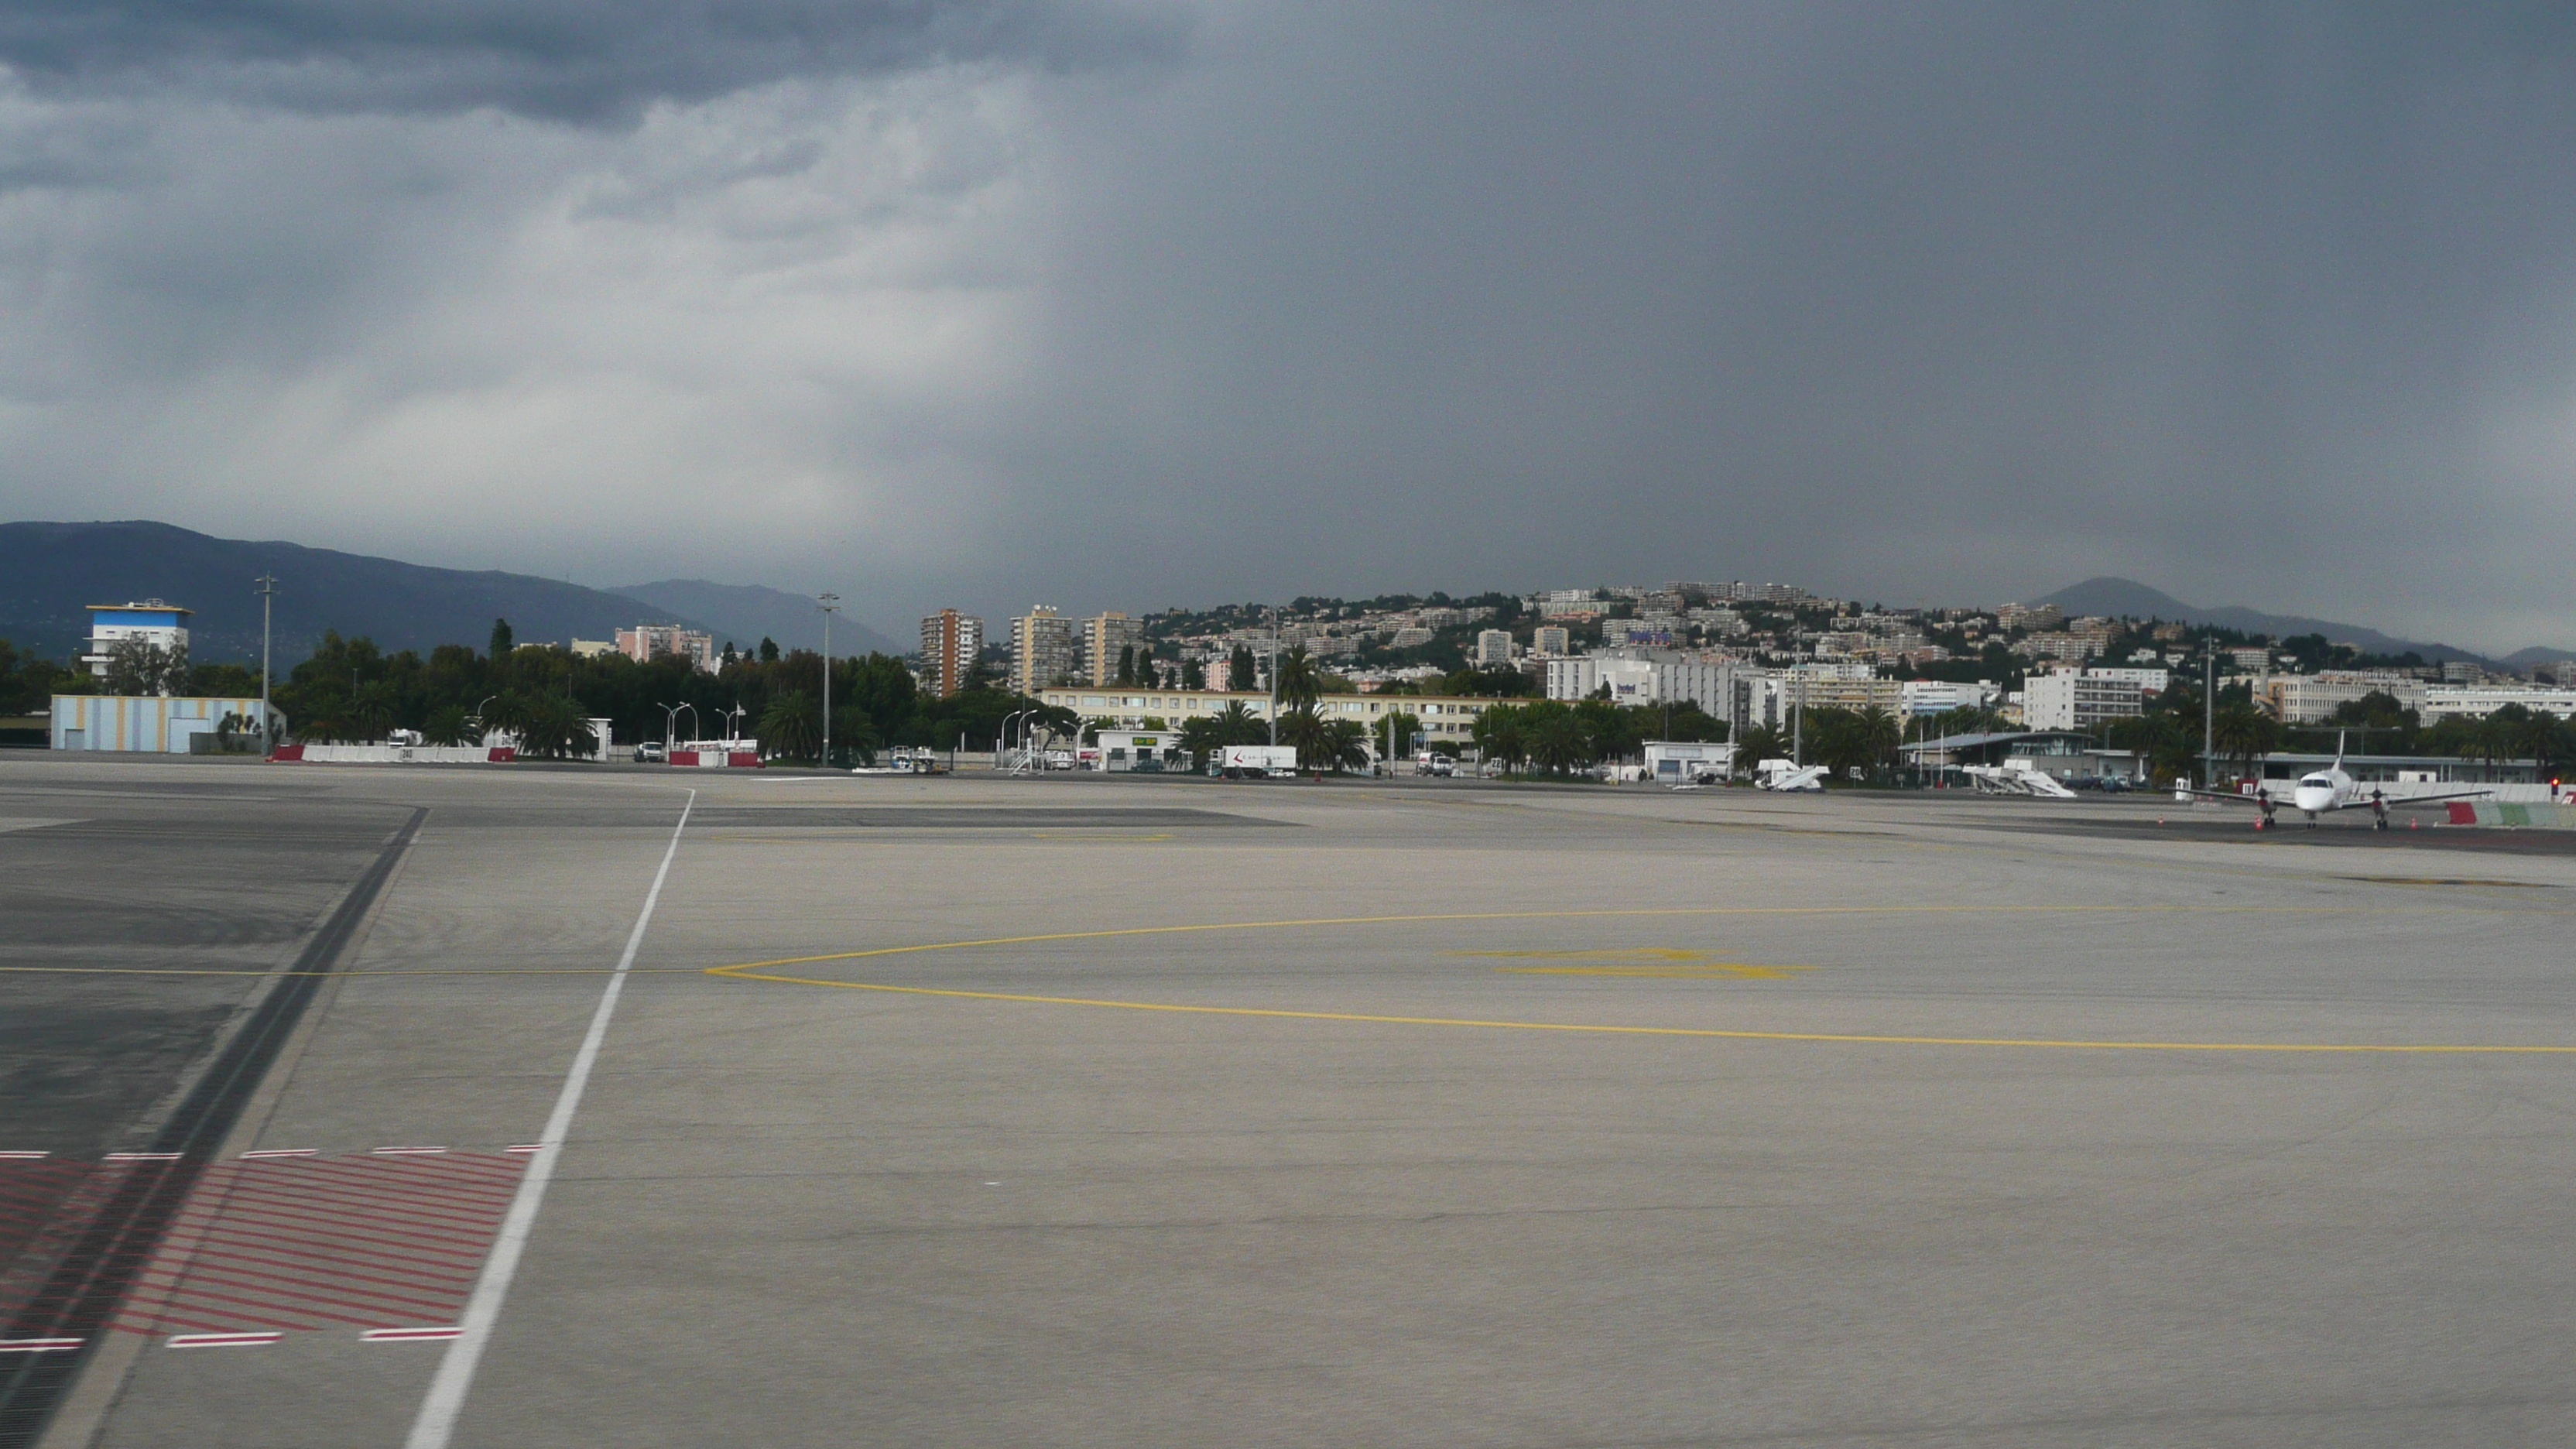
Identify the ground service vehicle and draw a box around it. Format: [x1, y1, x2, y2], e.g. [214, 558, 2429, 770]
[1218, 745, 1300, 779]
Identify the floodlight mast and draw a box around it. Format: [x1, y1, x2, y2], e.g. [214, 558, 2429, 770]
[254, 574, 279, 753]
[817, 594, 841, 768]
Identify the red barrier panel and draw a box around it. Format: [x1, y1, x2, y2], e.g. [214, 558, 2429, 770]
[670, 750, 701, 766]
[488, 747, 516, 762]
[268, 745, 305, 762]
[729, 752, 759, 768]
[2448, 801, 2478, 825]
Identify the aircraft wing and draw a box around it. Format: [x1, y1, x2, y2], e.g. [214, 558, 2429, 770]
[2173, 786, 2268, 806]
[2370, 788, 2496, 809]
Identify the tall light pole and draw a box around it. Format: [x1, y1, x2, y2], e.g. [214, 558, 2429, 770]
[817, 593, 841, 769]
[2202, 649, 2215, 788]
[253, 574, 279, 751]
[1266, 606, 1279, 748]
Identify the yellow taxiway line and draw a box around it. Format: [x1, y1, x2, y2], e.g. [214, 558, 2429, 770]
[703, 904, 2576, 1055]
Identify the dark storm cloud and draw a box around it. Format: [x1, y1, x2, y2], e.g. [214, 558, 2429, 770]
[0, 1, 1182, 121]
[4, 2, 2576, 653]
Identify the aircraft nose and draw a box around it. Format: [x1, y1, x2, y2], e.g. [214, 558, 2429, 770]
[2296, 788, 2331, 813]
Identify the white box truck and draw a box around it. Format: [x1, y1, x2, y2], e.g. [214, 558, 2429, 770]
[1216, 744, 1300, 779]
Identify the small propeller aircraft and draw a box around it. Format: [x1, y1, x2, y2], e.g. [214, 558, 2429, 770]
[2175, 733, 2490, 829]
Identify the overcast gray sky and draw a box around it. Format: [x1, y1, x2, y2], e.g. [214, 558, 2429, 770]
[2, 2, 2573, 652]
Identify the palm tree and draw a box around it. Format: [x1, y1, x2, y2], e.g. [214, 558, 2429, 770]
[2210, 702, 2280, 775]
[481, 691, 533, 743]
[1472, 703, 1529, 774]
[423, 704, 473, 747]
[1275, 646, 1324, 713]
[516, 696, 597, 760]
[1529, 710, 1591, 776]
[1279, 707, 1329, 772]
[350, 681, 399, 742]
[1318, 718, 1372, 773]
[1853, 706, 1902, 780]
[761, 691, 823, 762]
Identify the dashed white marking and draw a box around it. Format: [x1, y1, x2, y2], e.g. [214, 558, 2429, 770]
[0, 1338, 82, 1352]
[371, 1146, 449, 1156]
[0, 1151, 51, 1160]
[104, 1153, 180, 1162]
[241, 1148, 319, 1160]
[404, 788, 696, 1449]
[363, 1327, 463, 1343]
[169, 1332, 283, 1348]
[503, 1144, 543, 1155]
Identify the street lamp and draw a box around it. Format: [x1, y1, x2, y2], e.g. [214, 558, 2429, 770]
[1002, 707, 1028, 772]
[817, 593, 841, 769]
[658, 702, 696, 752]
[472, 694, 498, 745]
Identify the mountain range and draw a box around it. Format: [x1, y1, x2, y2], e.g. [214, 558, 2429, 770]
[5, 522, 2556, 673]
[0, 521, 901, 664]
[2030, 577, 2568, 667]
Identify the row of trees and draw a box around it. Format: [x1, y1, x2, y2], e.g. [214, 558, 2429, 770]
[0, 638, 263, 713]
[267, 621, 1074, 764]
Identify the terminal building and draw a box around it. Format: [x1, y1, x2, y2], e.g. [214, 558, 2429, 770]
[1036, 686, 1499, 752]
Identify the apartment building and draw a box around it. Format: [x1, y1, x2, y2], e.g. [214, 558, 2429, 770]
[918, 608, 985, 698]
[1080, 611, 1142, 686]
[617, 625, 717, 672]
[2420, 684, 2576, 721]
[2022, 670, 2144, 731]
[1009, 607, 1077, 693]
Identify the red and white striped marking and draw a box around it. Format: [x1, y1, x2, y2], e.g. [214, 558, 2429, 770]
[169, 1331, 283, 1348]
[240, 1148, 318, 1160]
[370, 1146, 448, 1156]
[0, 1338, 82, 1352]
[361, 1326, 461, 1343]
[105, 1152, 181, 1163]
[0, 1151, 50, 1160]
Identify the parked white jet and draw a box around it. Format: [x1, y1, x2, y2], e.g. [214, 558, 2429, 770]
[1753, 758, 1828, 792]
[2177, 740, 2490, 829]
[1958, 759, 2078, 799]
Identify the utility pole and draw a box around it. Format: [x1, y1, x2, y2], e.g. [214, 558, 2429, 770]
[1267, 605, 1279, 748]
[254, 574, 279, 752]
[817, 593, 841, 768]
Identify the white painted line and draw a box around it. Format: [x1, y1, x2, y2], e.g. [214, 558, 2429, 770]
[371, 1146, 449, 1156]
[0, 1151, 51, 1160]
[240, 1148, 319, 1159]
[104, 1153, 181, 1162]
[403, 789, 695, 1449]
[0, 1338, 82, 1352]
[503, 1144, 543, 1154]
[363, 1327, 463, 1343]
[169, 1332, 283, 1348]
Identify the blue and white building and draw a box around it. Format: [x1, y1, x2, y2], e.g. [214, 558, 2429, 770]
[82, 599, 192, 677]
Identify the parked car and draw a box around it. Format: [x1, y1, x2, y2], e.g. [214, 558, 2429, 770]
[633, 742, 667, 763]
